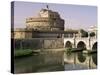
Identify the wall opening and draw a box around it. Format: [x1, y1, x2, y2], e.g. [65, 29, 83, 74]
[65, 41, 73, 59]
[77, 41, 86, 63]
[92, 42, 97, 65]
[65, 41, 72, 48]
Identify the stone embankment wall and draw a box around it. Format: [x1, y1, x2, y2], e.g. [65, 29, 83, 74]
[14, 38, 64, 49]
[14, 38, 64, 67]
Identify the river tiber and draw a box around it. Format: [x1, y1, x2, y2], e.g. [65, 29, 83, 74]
[11, 2, 97, 74]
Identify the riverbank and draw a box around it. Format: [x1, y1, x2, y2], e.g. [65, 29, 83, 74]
[14, 48, 65, 58]
[14, 49, 33, 58]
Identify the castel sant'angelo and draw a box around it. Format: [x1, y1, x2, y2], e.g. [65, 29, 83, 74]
[12, 5, 78, 39]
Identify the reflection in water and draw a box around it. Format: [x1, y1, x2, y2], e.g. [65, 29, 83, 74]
[14, 50, 97, 73]
[92, 53, 97, 65]
[64, 64, 88, 70]
[14, 51, 64, 74]
[78, 52, 86, 63]
[64, 52, 88, 70]
[64, 50, 97, 70]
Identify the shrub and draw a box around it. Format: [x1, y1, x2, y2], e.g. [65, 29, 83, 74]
[65, 48, 72, 56]
[90, 32, 95, 37]
[14, 49, 33, 57]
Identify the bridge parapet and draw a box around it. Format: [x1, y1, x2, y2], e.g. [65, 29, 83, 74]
[64, 36, 97, 50]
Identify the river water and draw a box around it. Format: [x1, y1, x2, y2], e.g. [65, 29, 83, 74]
[14, 52, 64, 74]
[14, 51, 97, 74]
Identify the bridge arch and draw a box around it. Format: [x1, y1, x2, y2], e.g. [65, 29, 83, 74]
[65, 41, 72, 48]
[64, 41, 74, 62]
[77, 41, 87, 63]
[92, 42, 97, 51]
[92, 42, 97, 65]
[77, 41, 87, 49]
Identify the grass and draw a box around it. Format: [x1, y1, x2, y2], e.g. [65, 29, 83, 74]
[14, 49, 33, 58]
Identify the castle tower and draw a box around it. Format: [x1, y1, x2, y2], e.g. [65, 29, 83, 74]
[26, 5, 64, 31]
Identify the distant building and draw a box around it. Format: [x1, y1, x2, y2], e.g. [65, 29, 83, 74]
[88, 26, 97, 36]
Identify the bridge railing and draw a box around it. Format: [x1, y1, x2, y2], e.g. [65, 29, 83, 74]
[64, 36, 96, 40]
[90, 36, 97, 39]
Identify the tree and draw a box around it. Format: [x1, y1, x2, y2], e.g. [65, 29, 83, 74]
[90, 32, 95, 37]
[79, 29, 88, 37]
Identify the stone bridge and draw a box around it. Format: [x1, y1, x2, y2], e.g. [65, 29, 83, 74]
[64, 36, 97, 69]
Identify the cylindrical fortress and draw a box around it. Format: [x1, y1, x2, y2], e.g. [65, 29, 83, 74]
[26, 9, 64, 31]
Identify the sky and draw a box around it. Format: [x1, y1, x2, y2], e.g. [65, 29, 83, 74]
[13, 1, 97, 30]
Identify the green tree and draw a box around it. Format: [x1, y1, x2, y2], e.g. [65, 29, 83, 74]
[79, 29, 88, 37]
[90, 32, 95, 37]
[66, 48, 72, 56]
